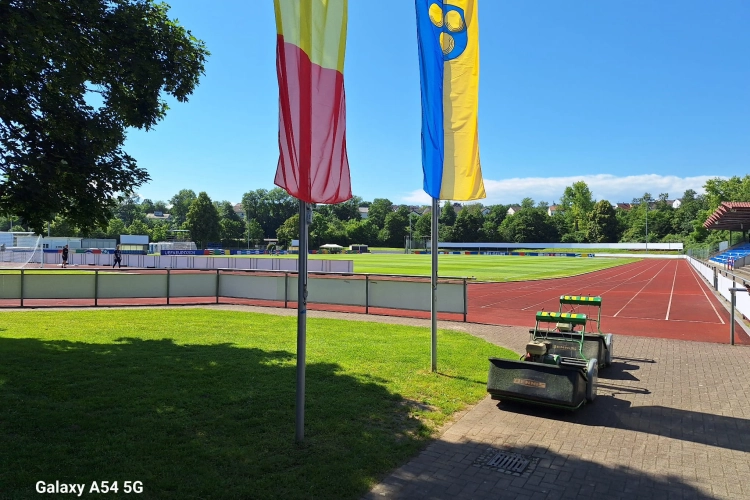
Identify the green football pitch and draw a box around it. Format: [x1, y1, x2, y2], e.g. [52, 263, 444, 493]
[304, 253, 639, 281]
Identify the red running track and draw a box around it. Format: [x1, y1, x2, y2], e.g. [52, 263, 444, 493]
[468, 259, 749, 345]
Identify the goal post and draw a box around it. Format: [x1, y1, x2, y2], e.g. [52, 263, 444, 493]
[0, 235, 43, 269]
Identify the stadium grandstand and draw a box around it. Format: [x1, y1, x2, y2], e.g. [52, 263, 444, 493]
[704, 202, 750, 268]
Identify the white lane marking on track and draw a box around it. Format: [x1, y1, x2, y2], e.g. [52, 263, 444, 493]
[613, 260, 672, 317]
[486, 260, 658, 310]
[685, 260, 725, 324]
[614, 315, 724, 325]
[665, 260, 678, 320]
[516, 260, 662, 311]
[527, 260, 663, 312]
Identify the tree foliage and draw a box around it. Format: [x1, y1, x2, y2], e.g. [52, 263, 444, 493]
[500, 208, 557, 243]
[241, 188, 297, 238]
[452, 205, 484, 242]
[276, 214, 299, 248]
[186, 192, 219, 248]
[219, 202, 244, 246]
[439, 201, 457, 226]
[367, 198, 393, 230]
[246, 219, 265, 247]
[586, 200, 619, 243]
[169, 189, 197, 226]
[559, 181, 595, 233]
[0, 0, 208, 233]
[380, 206, 409, 247]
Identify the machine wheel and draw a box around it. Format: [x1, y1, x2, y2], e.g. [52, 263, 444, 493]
[604, 334, 613, 367]
[586, 358, 598, 402]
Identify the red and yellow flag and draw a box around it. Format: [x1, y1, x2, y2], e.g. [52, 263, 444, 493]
[274, 0, 352, 204]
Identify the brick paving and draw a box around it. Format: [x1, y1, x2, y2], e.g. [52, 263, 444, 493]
[356, 319, 750, 500]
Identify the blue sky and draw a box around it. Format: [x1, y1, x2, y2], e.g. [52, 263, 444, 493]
[125, 0, 749, 207]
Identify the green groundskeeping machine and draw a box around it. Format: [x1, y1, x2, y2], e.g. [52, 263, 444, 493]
[540, 295, 614, 369]
[487, 311, 599, 410]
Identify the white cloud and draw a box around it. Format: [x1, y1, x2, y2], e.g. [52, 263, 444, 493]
[399, 174, 722, 206]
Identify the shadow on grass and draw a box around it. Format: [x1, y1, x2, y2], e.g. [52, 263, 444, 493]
[0, 337, 430, 499]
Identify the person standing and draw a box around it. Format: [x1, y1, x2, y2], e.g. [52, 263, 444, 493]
[61, 245, 69, 268]
[113, 246, 122, 268]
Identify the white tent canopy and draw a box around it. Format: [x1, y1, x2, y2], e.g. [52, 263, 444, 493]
[319, 243, 343, 249]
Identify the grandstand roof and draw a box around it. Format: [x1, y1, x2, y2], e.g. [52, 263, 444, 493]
[704, 202, 750, 231]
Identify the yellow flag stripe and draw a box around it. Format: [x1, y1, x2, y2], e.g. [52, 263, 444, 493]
[274, 0, 347, 73]
[439, 0, 484, 201]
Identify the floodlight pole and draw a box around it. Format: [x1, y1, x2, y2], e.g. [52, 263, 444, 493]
[296, 200, 311, 443]
[431, 197, 439, 372]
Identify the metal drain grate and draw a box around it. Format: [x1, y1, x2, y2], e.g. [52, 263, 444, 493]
[473, 448, 536, 476]
[486, 452, 530, 473]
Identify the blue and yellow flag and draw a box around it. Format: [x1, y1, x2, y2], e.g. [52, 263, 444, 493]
[416, 0, 485, 201]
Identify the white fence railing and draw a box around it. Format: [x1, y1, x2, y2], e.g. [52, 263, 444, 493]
[1, 251, 354, 274]
[0, 269, 468, 319]
[687, 256, 750, 322]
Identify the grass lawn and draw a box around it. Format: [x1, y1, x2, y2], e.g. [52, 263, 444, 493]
[307, 253, 640, 281]
[0, 309, 516, 499]
[526, 247, 681, 255]
[4, 254, 640, 282]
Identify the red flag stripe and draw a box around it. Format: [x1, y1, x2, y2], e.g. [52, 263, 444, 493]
[274, 38, 351, 204]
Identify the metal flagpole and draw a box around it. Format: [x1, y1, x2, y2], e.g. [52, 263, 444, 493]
[431, 197, 438, 372]
[296, 200, 310, 442]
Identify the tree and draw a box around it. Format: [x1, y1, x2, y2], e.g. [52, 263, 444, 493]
[452, 204, 484, 242]
[587, 200, 619, 243]
[117, 193, 144, 226]
[559, 181, 595, 234]
[242, 189, 268, 231]
[241, 188, 296, 238]
[0, 0, 208, 234]
[367, 198, 393, 229]
[329, 195, 362, 221]
[439, 201, 457, 226]
[105, 218, 126, 241]
[49, 216, 78, 237]
[345, 219, 379, 246]
[479, 205, 509, 241]
[499, 208, 557, 243]
[148, 221, 170, 243]
[309, 212, 331, 248]
[186, 192, 220, 248]
[276, 214, 299, 248]
[673, 189, 708, 236]
[265, 188, 297, 235]
[414, 211, 432, 239]
[520, 197, 535, 209]
[704, 175, 750, 209]
[380, 206, 409, 247]
[140, 199, 155, 214]
[246, 219, 265, 247]
[127, 219, 149, 236]
[218, 202, 244, 247]
[153, 200, 169, 214]
[169, 189, 197, 226]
